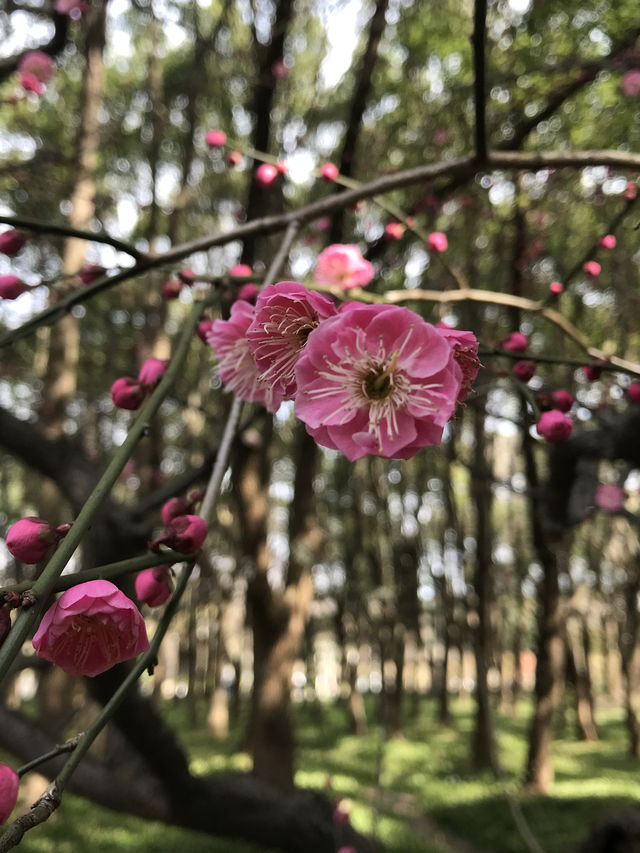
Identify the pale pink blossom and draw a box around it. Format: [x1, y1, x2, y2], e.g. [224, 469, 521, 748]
[314, 244, 374, 290]
[0, 765, 19, 825]
[206, 301, 284, 412]
[246, 281, 337, 398]
[595, 484, 625, 512]
[294, 304, 462, 461]
[255, 163, 279, 187]
[427, 232, 448, 253]
[135, 567, 172, 607]
[536, 410, 572, 442]
[435, 323, 480, 402]
[0, 275, 28, 300]
[18, 51, 54, 84]
[622, 69, 640, 97]
[6, 518, 70, 564]
[32, 580, 149, 677]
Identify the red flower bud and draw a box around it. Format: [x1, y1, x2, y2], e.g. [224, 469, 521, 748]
[599, 235, 616, 250]
[135, 567, 172, 607]
[0, 765, 19, 824]
[427, 232, 448, 253]
[536, 410, 573, 442]
[550, 389, 573, 413]
[583, 261, 601, 278]
[321, 163, 339, 181]
[0, 275, 28, 300]
[627, 382, 640, 403]
[162, 279, 183, 300]
[237, 283, 260, 303]
[227, 150, 242, 167]
[205, 130, 226, 148]
[78, 264, 106, 284]
[149, 514, 208, 553]
[513, 360, 536, 382]
[502, 331, 528, 353]
[255, 163, 279, 187]
[582, 365, 602, 382]
[138, 358, 168, 389]
[549, 281, 563, 295]
[0, 230, 26, 257]
[6, 517, 69, 564]
[111, 377, 146, 410]
[161, 496, 192, 526]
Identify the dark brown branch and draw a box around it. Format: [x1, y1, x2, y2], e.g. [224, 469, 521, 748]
[473, 0, 488, 160]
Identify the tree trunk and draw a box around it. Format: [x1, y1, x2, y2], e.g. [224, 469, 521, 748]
[619, 568, 640, 757]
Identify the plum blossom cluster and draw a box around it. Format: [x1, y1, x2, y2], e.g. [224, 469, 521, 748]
[16, 51, 54, 97]
[111, 358, 168, 410]
[206, 268, 481, 461]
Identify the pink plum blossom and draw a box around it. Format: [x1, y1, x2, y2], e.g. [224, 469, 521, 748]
[622, 70, 640, 97]
[595, 484, 625, 512]
[161, 492, 202, 526]
[314, 244, 374, 290]
[54, 0, 88, 17]
[427, 232, 448, 253]
[18, 52, 54, 84]
[385, 222, 406, 240]
[19, 73, 43, 95]
[0, 765, 19, 825]
[321, 163, 339, 181]
[246, 281, 337, 398]
[78, 264, 106, 284]
[583, 261, 601, 277]
[149, 514, 208, 553]
[32, 580, 149, 677]
[550, 389, 574, 412]
[255, 163, 279, 187]
[549, 281, 564, 295]
[111, 377, 146, 410]
[227, 150, 242, 167]
[582, 365, 602, 382]
[205, 130, 227, 148]
[599, 234, 616, 250]
[135, 567, 172, 607]
[162, 279, 183, 300]
[138, 358, 167, 389]
[230, 263, 253, 279]
[237, 283, 260, 303]
[536, 410, 573, 442]
[502, 331, 528, 353]
[206, 300, 284, 412]
[513, 360, 536, 382]
[294, 304, 462, 461]
[0, 231, 26, 257]
[0, 275, 28, 300]
[6, 517, 70, 564]
[627, 382, 640, 403]
[435, 323, 481, 403]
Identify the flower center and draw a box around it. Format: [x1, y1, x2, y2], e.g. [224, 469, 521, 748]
[363, 352, 399, 400]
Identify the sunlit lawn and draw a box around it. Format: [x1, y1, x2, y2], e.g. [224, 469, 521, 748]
[11, 695, 640, 853]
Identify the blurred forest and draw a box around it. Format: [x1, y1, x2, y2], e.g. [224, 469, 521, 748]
[1, 0, 640, 851]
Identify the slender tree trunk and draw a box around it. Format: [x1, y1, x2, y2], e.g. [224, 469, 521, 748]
[619, 569, 640, 757]
[566, 612, 598, 741]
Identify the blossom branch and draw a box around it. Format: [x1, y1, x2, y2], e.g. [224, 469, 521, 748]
[0, 562, 193, 853]
[0, 298, 206, 686]
[16, 735, 82, 778]
[0, 215, 147, 262]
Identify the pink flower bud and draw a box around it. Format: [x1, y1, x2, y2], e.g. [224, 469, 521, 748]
[384, 222, 406, 241]
[54, 0, 88, 16]
[549, 281, 564, 295]
[161, 496, 192, 526]
[150, 514, 208, 553]
[78, 264, 106, 284]
[0, 765, 19, 825]
[0, 230, 26, 257]
[502, 331, 528, 353]
[622, 69, 640, 97]
[18, 51, 54, 84]
[0, 275, 28, 300]
[19, 72, 43, 95]
[595, 484, 625, 512]
[6, 517, 69, 564]
[276, 161, 288, 175]
[230, 264, 253, 278]
[627, 382, 640, 403]
[582, 365, 602, 382]
[111, 377, 146, 410]
[536, 410, 573, 442]
[227, 150, 242, 167]
[237, 283, 260, 303]
[321, 163, 339, 181]
[205, 130, 227, 148]
[599, 234, 616, 250]
[138, 358, 168, 389]
[626, 182, 638, 200]
[197, 320, 214, 343]
[427, 232, 448, 253]
[255, 163, 279, 187]
[550, 389, 573, 413]
[135, 567, 172, 607]
[513, 360, 536, 382]
[162, 279, 183, 300]
[180, 268, 195, 283]
[32, 580, 149, 677]
[583, 261, 601, 278]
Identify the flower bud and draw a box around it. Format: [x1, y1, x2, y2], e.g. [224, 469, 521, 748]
[255, 163, 278, 187]
[161, 496, 191, 526]
[583, 261, 601, 278]
[150, 514, 208, 553]
[627, 382, 640, 403]
[536, 410, 573, 443]
[111, 377, 146, 410]
[162, 279, 183, 300]
[321, 163, 339, 181]
[427, 232, 448, 253]
[550, 389, 573, 412]
[20, 72, 43, 95]
[513, 360, 536, 382]
[205, 129, 226, 148]
[237, 283, 260, 303]
[197, 320, 214, 343]
[6, 517, 68, 564]
[582, 365, 602, 382]
[135, 567, 172, 607]
[384, 222, 406, 241]
[227, 150, 242, 167]
[502, 331, 528, 353]
[549, 281, 563, 295]
[0, 765, 19, 824]
[599, 235, 616, 250]
[138, 358, 168, 389]
[0, 230, 26, 257]
[78, 264, 106, 284]
[0, 275, 28, 300]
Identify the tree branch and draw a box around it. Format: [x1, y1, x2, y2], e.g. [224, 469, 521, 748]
[473, 0, 488, 160]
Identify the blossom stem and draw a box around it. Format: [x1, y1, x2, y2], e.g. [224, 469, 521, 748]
[0, 299, 206, 687]
[15, 735, 83, 778]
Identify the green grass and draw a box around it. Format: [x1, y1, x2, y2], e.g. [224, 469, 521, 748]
[9, 696, 640, 853]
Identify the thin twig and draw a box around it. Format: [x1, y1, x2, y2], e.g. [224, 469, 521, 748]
[16, 735, 83, 778]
